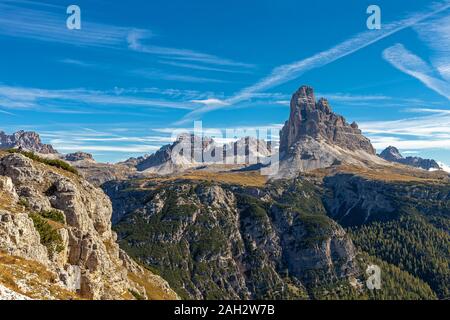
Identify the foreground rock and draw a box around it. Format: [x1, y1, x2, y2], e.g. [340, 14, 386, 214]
[0, 151, 178, 300]
[0, 284, 31, 300]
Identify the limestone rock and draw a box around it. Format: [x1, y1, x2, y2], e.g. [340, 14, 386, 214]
[0, 284, 32, 300]
[0, 152, 178, 300]
[276, 86, 377, 178]
[64, 152, 95, 163]
[280, 86, 375, 155]
[0, 211, 50, 266]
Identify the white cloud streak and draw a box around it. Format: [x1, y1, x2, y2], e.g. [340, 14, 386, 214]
[414, 14, 450, 81]
[0, 85, 197, 110]
[382, 44, 450, 100]
[360, 109, 450, 150]
[157, 60, 253, 74]
[0, 1, 253, 70]
[127, 30, 254, 68]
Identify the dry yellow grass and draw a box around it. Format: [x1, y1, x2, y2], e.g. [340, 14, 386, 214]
[128, 271, 179, 300]
[177, 170, 267, 187]
[139, 169, 267, 187]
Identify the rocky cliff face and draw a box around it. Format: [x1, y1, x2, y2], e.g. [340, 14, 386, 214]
[323, 173, 450, 227]
[0, 131, 57, 154]
[280, 86, 375, 155]
[0, 152, 178, 300]
[276, 86, 377, 179]
[107, 178, 359, 299]
[379, 146, 441, 171]
[64, 152, 95, 162]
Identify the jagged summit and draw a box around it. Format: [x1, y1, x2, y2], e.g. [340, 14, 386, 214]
[280, 85, 375, 155]
[379, 146, 403, 162]
[64, 151, 95, 162]
[379, 146, 441, 171]
[135, 134, 271, 174]
[0, 130, 57, 154]
[276, 86, 380, 178]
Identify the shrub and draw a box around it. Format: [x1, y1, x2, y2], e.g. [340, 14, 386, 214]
[129, 289, 145, 300]
[40, 210, 65, 224]
[18, 197, 30, 208]
[29, 213, 64, 257]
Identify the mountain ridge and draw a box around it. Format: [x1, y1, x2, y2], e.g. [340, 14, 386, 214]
[379, 146, 442, 171]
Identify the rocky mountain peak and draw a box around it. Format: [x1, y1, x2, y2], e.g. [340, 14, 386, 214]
[380, 146, 403, 162]
[279, 86, 375, 155]
[64, 152, 95, 162]
[0, 130, 57, 154]
[379, 146, 441, 171]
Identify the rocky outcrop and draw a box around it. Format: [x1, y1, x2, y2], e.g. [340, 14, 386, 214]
[276, 86, 377, 178]
[380, 146, 441, 171]
[0, 211, 50, 265]
[108, 178, 359, 299]
[0, 131, 57, 154]
[64, 152, 95, 163]
[0, 152, 178, 300]
[280, 86, 375, 155]
[0, 284, 31, 300]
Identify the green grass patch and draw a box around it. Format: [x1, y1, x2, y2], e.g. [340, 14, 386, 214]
[29, 212, 64, 257]
[39, 209, 66, 224]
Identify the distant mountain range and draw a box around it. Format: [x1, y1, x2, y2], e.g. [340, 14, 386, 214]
[379, 146, 441, 171]
[1, 89, 447, 178]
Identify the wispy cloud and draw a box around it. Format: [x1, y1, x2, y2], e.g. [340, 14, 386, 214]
[127, 29, 254, 69]
[0, 1, 133, 48]
[317, 93, 392, 103]
[0, 85, 199, 111]
[177, 1, 450, 123]
[382, 44, 450, 100]
[37, 128, 173, 156]
[59, 59, 97, 68]
[414, 14, 450, 81]
[360, 109, 450, 150]
[157, 60, 253, 74]
[53, 144, 161, 153]
[0, 108, 15, 115]
[190, 98, 230, 107]
[0, 1, 253, 71]
[133, 69, 227, 84]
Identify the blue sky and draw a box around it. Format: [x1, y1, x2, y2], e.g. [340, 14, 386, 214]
[0, 0, 449, 165]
